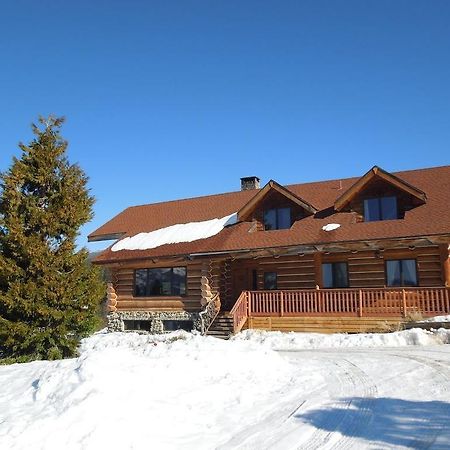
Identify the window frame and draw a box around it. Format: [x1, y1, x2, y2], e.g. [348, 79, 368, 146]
[322, 262, 349, 288]
[133, 267, 187, 297]
[263, 272, 278, 290]
[263, 207, 292, 230]
[385, 259, 419, 287]
[363, 196, 398, 222]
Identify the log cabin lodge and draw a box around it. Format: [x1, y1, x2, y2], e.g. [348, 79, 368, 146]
[89, 165, 450, 337]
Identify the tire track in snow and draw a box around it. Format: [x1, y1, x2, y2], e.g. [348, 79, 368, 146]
[220, 352, 378, 450]
[297, 356, 377, 450]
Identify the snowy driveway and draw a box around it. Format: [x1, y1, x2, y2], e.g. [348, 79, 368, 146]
[222, 347, 450, 450]
[2, 331, 450, 450]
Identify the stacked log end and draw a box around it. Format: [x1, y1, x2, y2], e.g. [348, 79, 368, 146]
[106, 282, 118, 312]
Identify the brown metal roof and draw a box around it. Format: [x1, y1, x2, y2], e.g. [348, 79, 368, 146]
[90, 165, 450, 263]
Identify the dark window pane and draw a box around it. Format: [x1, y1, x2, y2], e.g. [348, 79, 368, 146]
[134, 269, 148, 296]
[381, 196, 398, 220]
[134, 267, 187, 296]
[172, 267, 186, 295]
[277, 207, 291, 229]
[364, 198, 380, 222]
[401, 260, 418, 286]
[148, 268, 163, 295]
[334, 262, 349, 288]
[386, 260, 401, 286]
[160, 268, 172, 295]
[322, 263, 333, 288]
[264, 272, 277, 290]
[124, 320, 151, 331]
[163, 320, 193, 332]
[322, 262, 348, 288]
[264, 209, 277, 230]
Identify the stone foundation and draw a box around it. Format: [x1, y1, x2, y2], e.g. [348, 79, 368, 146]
[107, 311, 201, 333]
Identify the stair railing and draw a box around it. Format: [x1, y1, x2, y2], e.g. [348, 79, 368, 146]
[230, 291, 249, 334]
[200, 292, 221, 335]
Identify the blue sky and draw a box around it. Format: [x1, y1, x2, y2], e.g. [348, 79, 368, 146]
[1, 1, 449, 250]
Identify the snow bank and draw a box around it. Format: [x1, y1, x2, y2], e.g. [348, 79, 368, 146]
[112, 213, 237, 252]
[419, 314, 450, 323]
[0, 331, 294, 450]
[322, 223, 341, 231]
[233, 328, 450, 350]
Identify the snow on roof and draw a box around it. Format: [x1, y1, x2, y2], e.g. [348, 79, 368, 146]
[322, 223, 341, 232]
[111, 213, 238, 252]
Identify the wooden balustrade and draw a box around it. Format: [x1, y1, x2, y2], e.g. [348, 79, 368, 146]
[245, 287, 449, 319]
[229, 287, 449, 333]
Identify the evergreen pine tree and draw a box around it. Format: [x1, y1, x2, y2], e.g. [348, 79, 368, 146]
[0, 116, 104, 361]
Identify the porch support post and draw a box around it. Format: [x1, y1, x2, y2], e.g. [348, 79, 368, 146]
[402, 289, 407, 318]
[440, 244, 450, 287]
[314, 252, 323, 288]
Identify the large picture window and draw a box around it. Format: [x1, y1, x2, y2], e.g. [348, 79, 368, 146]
[322, 262, 349, 288]
[134, 267, 187, 296]
[386, 259, 418, 286]
[264, 207, 292, 230]
[364, 196, 398, 222]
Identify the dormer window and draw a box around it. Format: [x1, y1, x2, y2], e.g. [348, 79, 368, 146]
[363, 196, 398, 222]
[264, 207, 292, 230]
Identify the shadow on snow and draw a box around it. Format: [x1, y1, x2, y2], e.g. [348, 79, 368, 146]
[296, 397, 450, 449]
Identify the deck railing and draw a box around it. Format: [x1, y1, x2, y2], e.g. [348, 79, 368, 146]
[230, 287, 450, 333]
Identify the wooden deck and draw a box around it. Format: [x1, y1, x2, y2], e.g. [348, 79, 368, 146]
[231, 287, 450, 333]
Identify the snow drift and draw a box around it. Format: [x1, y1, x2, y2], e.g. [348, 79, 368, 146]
[234, 328, 450, 350]
[0, 331, 292, 450]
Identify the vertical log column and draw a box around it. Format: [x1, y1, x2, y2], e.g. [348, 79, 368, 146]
[439, 244, 450, 287]
[314, 251, 323, 288]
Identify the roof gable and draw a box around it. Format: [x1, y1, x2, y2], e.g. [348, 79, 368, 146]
[334, 166, 427, 212]
[237, 180, 318, 221]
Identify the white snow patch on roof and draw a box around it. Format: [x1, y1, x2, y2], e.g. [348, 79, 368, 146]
[322, 223, 341, 232]
[111, 212, 238, 252]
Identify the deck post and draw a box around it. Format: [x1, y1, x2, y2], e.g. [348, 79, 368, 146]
[358, 289, 363, 317]
[402, 289, 407, 317]
[440, 244, 450, 287]
[280, 291, 284, 317]
[247, 291, 252, 317]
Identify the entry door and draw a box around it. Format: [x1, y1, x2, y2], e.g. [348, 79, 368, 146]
[232, 268, 254, 301]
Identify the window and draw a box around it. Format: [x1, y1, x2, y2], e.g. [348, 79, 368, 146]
[364, 196, 398, 221]
[134, 267, 187, 296]
[322, 262, 349, 288]
[163, 320, 193, 332]
[386, 259, 418, 286]
[123, 320, 151, 331]
[264, 272, 277, 290]
[264, 207, 292, 230]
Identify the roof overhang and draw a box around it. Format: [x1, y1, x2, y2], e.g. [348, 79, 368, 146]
[87, 232, 125, 243]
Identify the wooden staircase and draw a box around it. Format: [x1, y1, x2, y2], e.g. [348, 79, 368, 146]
[206, 313, 234, 339]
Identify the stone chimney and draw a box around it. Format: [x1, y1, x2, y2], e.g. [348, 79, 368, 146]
[240, 176, 260, 191]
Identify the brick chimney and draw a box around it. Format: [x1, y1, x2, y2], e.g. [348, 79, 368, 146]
[240, 176, 260, 191]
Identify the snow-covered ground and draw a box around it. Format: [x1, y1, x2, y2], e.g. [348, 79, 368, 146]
[1, 329, 450, 449]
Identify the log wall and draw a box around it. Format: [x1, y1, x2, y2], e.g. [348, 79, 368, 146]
[111, 258, 222, 312]
[226, 245, 444, 305]
[108, 245, 445, 313]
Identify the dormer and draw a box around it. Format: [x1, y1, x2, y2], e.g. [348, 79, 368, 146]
[334, 166, 427, 222]
[238, 180, 317, 231]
